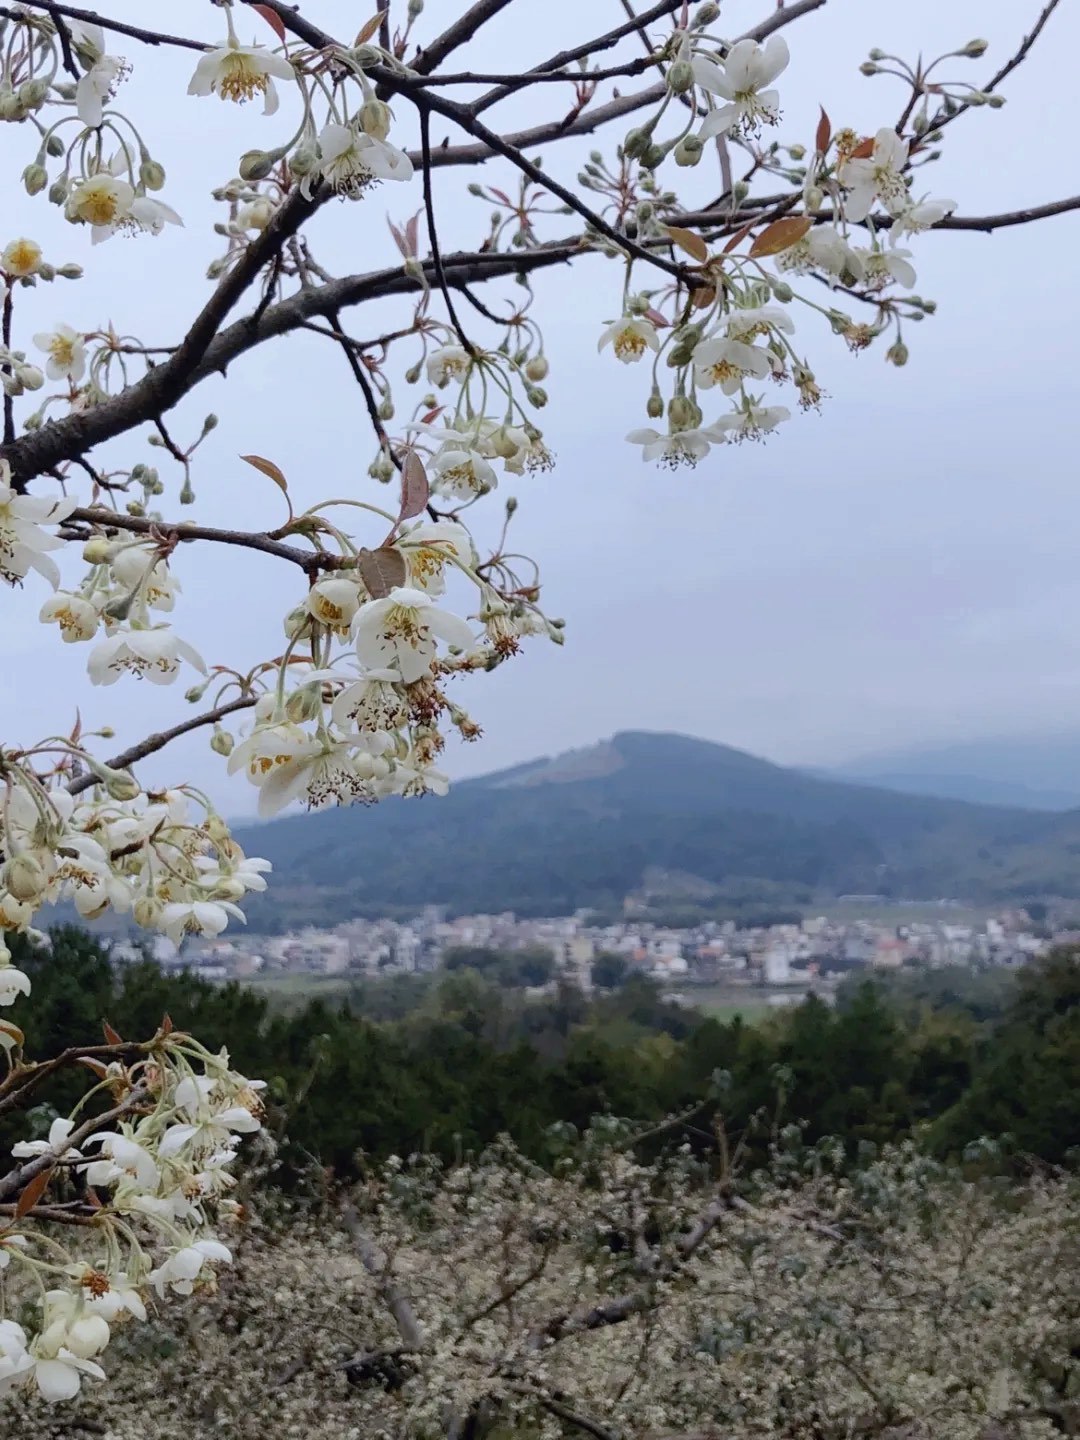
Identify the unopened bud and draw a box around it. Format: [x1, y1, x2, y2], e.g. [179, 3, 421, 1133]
[202, 413, 218, 433]
[21, 163, 47, 196]
[139, 158, 166, 191]
[674, 134, 703, 167]
[859, 61, 879, 76]
[526, 385, 547, 408]
[667, 59, 695, 94]
[57, 262, 83, 280]
[408, 0, 424, 16]
[210, 726, 234, 757]
[48, 176, 69, 206]
[284, 604, 312, 640]
[646, 387, 664, 419]
[693, 1, 721, 24]
[82, 536, 113, 565]
[18, 78, 49, 110]
[285, 688, 320, 723]
[37, 262, 55, 282]
[668, 394, 700, 429]
[104, 769, 141, 801]
[185, 681, 211, 703]
[788, 143, 806, 161]
[505, 495, 518, 517]
[377, 397, 395, 421]
[986, 93, 1006, 109]
[133, 896, 162, 928]
[770, 279, 794, 302]
[239, 149, 275, 182]
[17, 365, 43, 391]
[868, 47, 886, 61]
[886, 340, 909, 367]
[45, 134, 65, 158]
[3, 853, 47, 903]
[368, 451, 395, 482]
[289, 141, 318, 176]
[360, 98, 392, 141]
[524, 355, 549, 382]
[622, 125, 652, 160]
[962, 38, 989, 57]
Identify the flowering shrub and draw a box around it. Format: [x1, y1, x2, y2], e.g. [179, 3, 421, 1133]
[0, 0, 1074, 1404]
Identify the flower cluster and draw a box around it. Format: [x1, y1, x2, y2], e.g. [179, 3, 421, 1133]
[0, 1026, 263, 1402]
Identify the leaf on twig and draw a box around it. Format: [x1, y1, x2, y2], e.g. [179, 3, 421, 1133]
[749, 215, 813, 258]
[663, 225, 709, 263]
[358, 547, 407, 599]
[252, 4, 287, 44]
[723, 217, 758, 254]
[77, 1056, 109, 1079]
[102, 1020, 123, 1046]
[355, 13, 382, 45]
[241, 454, 294, 519]
[15, 1167, 53, 1220]
[398, 452, 430, 522]
[644, 308, 670, 328]
[849, 135, 875, 159]
[815, 106, 832, 153]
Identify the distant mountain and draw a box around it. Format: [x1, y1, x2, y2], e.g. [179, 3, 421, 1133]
[832, 735, 1080, 811]
[231, 731, 1080, 929]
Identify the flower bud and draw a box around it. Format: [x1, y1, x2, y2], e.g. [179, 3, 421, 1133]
[622, 125, 652, 160]
[82, 535, 113, 565]
[288, 141, 319, 176]
[3, 853, 47, 903]
[185, 680, 211, 703]
[693, 2, 721, 24]
[17, 365, 43, 391]
[668, 394, 700, 429]
[21, 163, 47, 196]
[104, 769, 141, 801]
[285, 688, 320, 722]
[368, 451, 395, 482]
[770, 279, 794, 302]
[360, 98, 392, 141]
[377, 396, 395, 421]
[885, 340, 909, 367]
[239, 149, 275, 182]
[962, 38, 989, 57]
[48, 176, 69, 205]
[674, 134, 703, 167]
[407, 0, 424, 16]
[859, 61, 879, 76]
[525, 385, 547, 408]
[525, 355, 549, 382]
[646, 387, 664, 419]
[38, 262, 55, 281]
[788, 143, 806, 161]
[868, 47, 886, 61]
[214, 875, 246, 901]
[284, 604, 312, 640]
[804, 184, 824, 212]
[139, 158, 167, 191]
[17, 78, 50, 110]
[666, 59, 695, 94]
[210, 726, 234, 757]
[45, 133, 65, 158]
[203, 413, 218, 432]
[133, 895, 162, 928]
[986, 93, 1005, 108]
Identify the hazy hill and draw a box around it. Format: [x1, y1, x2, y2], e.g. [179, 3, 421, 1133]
[230, 731, 1080, 928]
[833, 735, 1080, 811]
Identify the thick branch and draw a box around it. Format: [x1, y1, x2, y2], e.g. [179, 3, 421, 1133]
[8, 1, 207, 51]
[66, 696, 258, 797]
[341, 1203, 425, 1351]
[411, 0, 517, 76]
[673, 194, 1080, 235]
[0, 1086, 149, 1202]
[0, 1041, 145, 1117]
[65, 505, 327, 568]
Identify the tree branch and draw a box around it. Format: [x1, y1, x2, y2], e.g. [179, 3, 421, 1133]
[64, 506, 329, 568]
[341, 1203, 425, 1351]
[411, 0, 518, 76]
[65, 695, 259, 797]
[0, 1041, 146, 1117]
[0, 1086, 149, 1202]
[6, 1, 208, 51]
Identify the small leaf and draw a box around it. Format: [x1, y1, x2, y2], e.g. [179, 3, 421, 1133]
[723, 217, 758, 254]
[354, 12, 382, 45]
[387, 218, 409, 258]
[405, 212, 420, 256]
[398, 452, 430, 522]
[102, 1020, 123, 1046]
[749, 215, 814, 258]
[490, 187, 512, 206]
[849, 135, 875, 159]
[15, 1167, 53, 1220]
[690, 284, 717, 310]
[644, 308, 670, 328]
[815, 106, 831, 153]
[420, 406, 444, 426]
[663, 225, 709, 263]
[77, 1056, 109, 1079]
[160, 1013, 173, 1036]
[240, 453, 289, 495]
[0, 1019, 23, 1052]
[252, 4, 288, 44]
[358, 547, 407, 599]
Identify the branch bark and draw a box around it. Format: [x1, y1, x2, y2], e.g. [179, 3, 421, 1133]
[341, 1203, 425, 1351]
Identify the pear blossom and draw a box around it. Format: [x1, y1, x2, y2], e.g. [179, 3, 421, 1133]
[0, 476, 76, 588]
[625, 424, 723, 468]
[598, 315, 660, 363]
[331, 666, 408, 732]
[82, 1131, 159, 1190]
[397, 519, 476, 596]
[393, 759, 451, 797]
[305, 122, 413, 197]
[723, 305, 796, 341]
[227, 720, 315, 790]
[158, 1106, 260, 1161]
[432, 445, 497, 500]
[109, 545, 179, 611]
[890, 196, 957, 239]
[254, 739, 391, 818]
[87, 628, 206, 686]
[842, 127, 911, 221]
[12, 1117, 80, 1158]
[713, 399, 790, 441]
[775, 224, 864, 284]
[426, 345, 472, 387]
[33, 324, 87, 382]
[0, 1320, 33, 1394]
[856, 245, 917, 290]
[307, 575, 364, 630]
[159, 897, 247, 944]
[65, 160, 182, 243]
[692, 335, 771, 395]
[82, 1274, 146, 1324]
[694, 35, 789, 138]
[68, 22, 126, 128]
[187, 37, 295, 115]
[1, 238, 43, 278]
[353, 587, 475, 683]
[0, 966, 31, 1005]
[149, 1239, 232, 1299]
[27, 1348, 106, 1402]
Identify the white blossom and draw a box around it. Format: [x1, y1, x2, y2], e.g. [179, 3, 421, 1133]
[87, 628, 206, 686]
[692, 335, 771, 394]
[694, 35, 789, 138]
[598, 315, 660, 363]
[33, 324, 87, 382]
[0, 967, 31, 1006]
[842, 127, 911, 221]
[353, 587, 475, 683]
[188, 37, 295, 115]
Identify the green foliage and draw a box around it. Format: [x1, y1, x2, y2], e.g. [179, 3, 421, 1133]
[6, 929, 1079, 1178]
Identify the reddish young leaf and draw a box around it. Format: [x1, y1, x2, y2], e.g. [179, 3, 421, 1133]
[240, 453, 288, 495]
[15, 1167, 53, 1220]
[663, 225, 709, 263]
[387, 218, 410, 258]
[723, 216, 758, 254]
[815, 106, 832, 153]
[420, 406, 444, 426]
[77, 1056, 109, 1079]
[405, 212, 420, 256]
[644, 308, 670, 328]
[355, 13, 382, 45]
[748, 215, 814, 258]
[849, 135, 875, 159]
[358, 547, 407, 599]
[490, 188, 512, 206]
[398, 451, 430, 522]
[252, 4, 287, 44]
[102, 1020, 123, 1046]
[690, 284, 717, 310]
[160, 1013, 174, 1036]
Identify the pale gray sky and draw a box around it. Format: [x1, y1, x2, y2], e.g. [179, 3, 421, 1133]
[3, 0, 1078, 816]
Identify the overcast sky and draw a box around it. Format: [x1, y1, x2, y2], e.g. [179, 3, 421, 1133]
[3, 0, 1079, 817]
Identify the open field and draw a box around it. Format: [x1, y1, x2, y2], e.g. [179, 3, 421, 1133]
[676, 986, 775, 1021]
